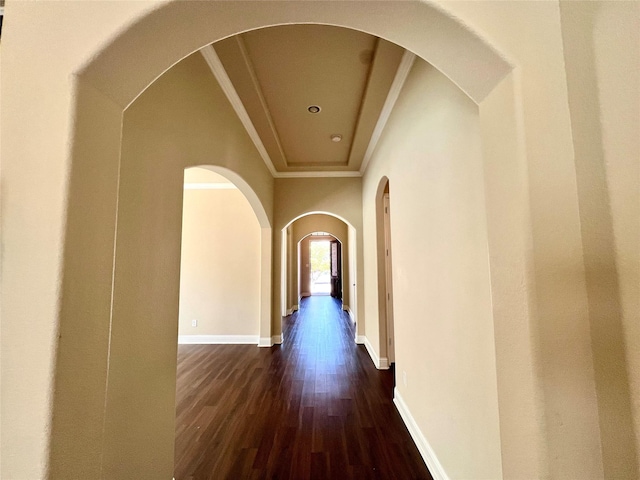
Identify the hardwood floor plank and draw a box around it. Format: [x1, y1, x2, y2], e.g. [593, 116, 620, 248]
[174, 296, 433, 479]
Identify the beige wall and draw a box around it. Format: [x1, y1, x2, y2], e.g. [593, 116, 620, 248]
[2, 45, 272, 477]
[288, 214, 350, 310]
[100, 53, 272, 478]
[560, 2, 640, 475]
[0, 2, 510, 477]
[1, 3, 154, 476]
[363, 58, 502, 479]
[2, 1, 638, 479]
[179, 168, 261, 338]
[273, 177, 363, 339]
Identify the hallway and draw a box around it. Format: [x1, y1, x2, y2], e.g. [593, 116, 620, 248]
[174, 296, 433, 479]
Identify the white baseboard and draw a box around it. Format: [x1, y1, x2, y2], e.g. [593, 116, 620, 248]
[258, 334, 283, 347]
[361, 336, 390, 370]
[343, 305, 355, 322]
[393, 388, 449, 480]
[286, 305, 298, 315]
[356, 335, 365, 345]
[379, 357, 390, 369]
[300, 292, 311, 298]
[178, 335, 258, 345]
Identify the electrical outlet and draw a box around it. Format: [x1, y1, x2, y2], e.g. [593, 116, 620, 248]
[191, 319, 197, 327]
[403, 371, 407, 387]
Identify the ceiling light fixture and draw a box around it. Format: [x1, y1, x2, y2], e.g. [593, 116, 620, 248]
[307, 105, 321, 114]
[331, 134, 342, 143]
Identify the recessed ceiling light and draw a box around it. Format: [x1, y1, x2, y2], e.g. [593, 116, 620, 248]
[331, 134, 342, 143]
[307, 105, 321, 114]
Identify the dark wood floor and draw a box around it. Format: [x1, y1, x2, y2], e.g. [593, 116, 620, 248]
[174, 296, 433, 480]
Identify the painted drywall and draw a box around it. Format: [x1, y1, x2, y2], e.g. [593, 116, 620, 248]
[273, 177, 363, 340]
[560, 2, 640, 476]
[179, 168, 261, 338]
[289, 214, 350, 310]
[1, 45, 272, 477]
[442, 4, 605, 477]
[0, 2, 510, 476]
[100, 52, 272, 478]
[0, 2, 155, 476]
[363, 58, 502, 479]
[2, 1, 638, 479]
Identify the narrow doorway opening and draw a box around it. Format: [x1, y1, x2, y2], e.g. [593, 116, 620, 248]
[382, 190, 395, 364]
[307, 234, 342, 298]
[310, 239, 331, 295]
[376, 177, 395, 369]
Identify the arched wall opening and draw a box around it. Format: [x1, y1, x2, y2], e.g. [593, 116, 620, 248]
[22, 9, 530, 479]
[47, 48, 276, 479]
[178, 167, 264, 344]
[5, 2, 624, 480]
[196, 165, 273, 348]
[280, 212, 355, 334]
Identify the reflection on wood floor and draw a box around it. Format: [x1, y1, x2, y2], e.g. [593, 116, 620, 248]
[174, 295, 433, 480]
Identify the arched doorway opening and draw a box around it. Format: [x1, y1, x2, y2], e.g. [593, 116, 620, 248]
[177, 167, 262, 344]
[175, 166, 265, 471]
[281, 212, 354, 330]
[2, 3, 566, 479]
[52, 12, 524, 476]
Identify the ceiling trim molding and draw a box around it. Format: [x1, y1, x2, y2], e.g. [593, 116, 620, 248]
[200, 45, 278, 177]
[359, 50, 416, 175]
[235, 36, 290, 167]
[274, 171, 362, 179]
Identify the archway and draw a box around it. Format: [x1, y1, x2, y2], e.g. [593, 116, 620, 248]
[178, 167, 264, 344]
[281, 212, 355, 337]
[2, 3, 565, 480]
[197, 166, 273, 347]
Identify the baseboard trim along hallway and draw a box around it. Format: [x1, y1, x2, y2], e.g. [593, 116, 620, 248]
[362, 335, 390, 370]
[343, 304, 355, 322]
[394, 387, 449, 480]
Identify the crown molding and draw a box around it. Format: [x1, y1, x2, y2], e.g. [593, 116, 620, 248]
[200, 45, 278, 177]
[201, 43, 406, 180]
[360, 50, 416, 175]
[274, 170, 362, 178]
[235, 36, 290, 167]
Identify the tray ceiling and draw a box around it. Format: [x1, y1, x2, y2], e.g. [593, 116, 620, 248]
[204, 24, 413, 177]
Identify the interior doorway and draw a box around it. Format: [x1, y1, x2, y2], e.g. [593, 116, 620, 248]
[376, 177, 395, 367]
[308, 235, 342, 298]
[281, 213, 351, 322]
[310, 239, 331, 295]
[382, 191, 395, 364]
